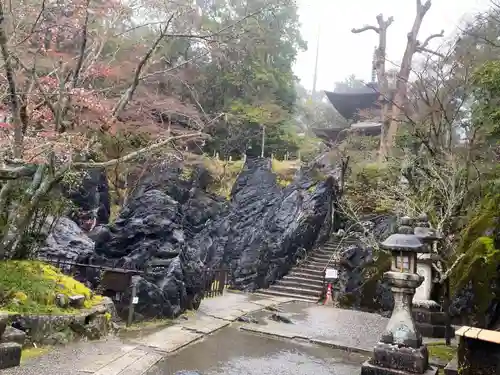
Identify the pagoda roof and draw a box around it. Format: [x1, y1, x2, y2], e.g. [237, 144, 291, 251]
[325, 83, 381, 121]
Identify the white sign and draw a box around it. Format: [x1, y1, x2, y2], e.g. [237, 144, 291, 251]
[132, 296, 139, 305]
[325, 268, 339, 280]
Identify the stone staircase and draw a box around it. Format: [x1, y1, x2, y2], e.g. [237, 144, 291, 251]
[257, 236, 359, 302]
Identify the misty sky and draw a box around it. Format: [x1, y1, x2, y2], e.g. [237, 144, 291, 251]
[294, 0, 492, 91]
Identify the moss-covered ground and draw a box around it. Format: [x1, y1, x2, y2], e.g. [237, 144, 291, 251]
[427, 341, 457, 362]
[0, 261, 103, 314]
[20, 346, 50, 362]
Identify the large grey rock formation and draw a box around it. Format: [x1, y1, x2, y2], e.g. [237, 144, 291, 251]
[35, 217, 95, 261]
[89, 157, 339, 317]
[193, 158, 338, 290]
[333, 215, 397, 312]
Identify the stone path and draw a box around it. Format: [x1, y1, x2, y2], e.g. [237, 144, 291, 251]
[3, 293, 453, 375]
[241, 300, 388, 353]
[3, 292, 293, 375]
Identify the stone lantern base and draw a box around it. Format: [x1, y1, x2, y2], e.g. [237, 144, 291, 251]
[361, 361, 438, 375]
[360, 335, 439, 375]
[361, 344, 438, 375]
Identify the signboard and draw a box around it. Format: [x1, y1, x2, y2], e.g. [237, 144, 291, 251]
[132, 296, 139, 305]
[325, 268, 338, 280]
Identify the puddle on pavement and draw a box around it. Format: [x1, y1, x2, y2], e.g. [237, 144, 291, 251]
[146, 326, 366, 375]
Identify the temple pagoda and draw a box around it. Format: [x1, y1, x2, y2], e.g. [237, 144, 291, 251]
[312, 49, 389, 145]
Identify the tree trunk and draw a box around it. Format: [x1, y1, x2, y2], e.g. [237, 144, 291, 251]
[351, 14, 393, 163]
[384, 0, 433, 158]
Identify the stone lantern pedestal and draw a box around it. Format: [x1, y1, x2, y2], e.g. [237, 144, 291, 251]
[360, 217, 438, 375]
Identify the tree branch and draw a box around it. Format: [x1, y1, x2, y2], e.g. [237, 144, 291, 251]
[352, 25, 380, 34]
[418, 30, 444, 50]
[72, 0, 91, 88]
[0, 1, 23, 158]
[438, 253, 465, 284]
[0, 165, 38, 180]
[111, 13, 176, 119]
[71, 132, 205, 169]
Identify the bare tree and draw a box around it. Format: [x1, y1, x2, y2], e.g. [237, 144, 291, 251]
[352, 0, 444, 161]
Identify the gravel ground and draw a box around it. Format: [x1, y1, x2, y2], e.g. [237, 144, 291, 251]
[3, 336, 138, 375]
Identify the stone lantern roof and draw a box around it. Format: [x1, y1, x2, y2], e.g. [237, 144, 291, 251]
[380, 216, 427, 253]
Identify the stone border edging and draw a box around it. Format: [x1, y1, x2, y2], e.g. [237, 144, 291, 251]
[239, 325, 447, 369]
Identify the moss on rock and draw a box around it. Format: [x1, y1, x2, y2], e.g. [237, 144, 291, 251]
[450, 193, 500, 326]
[0, 261, 103, 314]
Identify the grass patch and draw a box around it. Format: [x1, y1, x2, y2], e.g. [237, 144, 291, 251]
[0, 261, 103, 314]
[20, 346, 50, 362]
[271, 159, 300, 187]
[427, 341, 457, 362]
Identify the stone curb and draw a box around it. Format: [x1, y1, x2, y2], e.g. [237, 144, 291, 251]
[239, 326, 447, 369]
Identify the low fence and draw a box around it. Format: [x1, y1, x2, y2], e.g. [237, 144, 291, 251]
[201, 267, 231, 298]
[41, 257, 231, 319]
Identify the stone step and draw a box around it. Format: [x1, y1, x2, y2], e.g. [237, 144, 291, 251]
[283, 275, 324, 285]
[268, 285, 322, 298]
[287, 271, 324, 281]
[290, 268, 324, 278]
[322, 241, 358, 248]
[298, 263, 325, 271]
[312, 251, 337, 259]
[303, 258, 329, 266]
[257, 289, 319, 302]
[277, 279, 324, 292]
[307, 253, 332, 262]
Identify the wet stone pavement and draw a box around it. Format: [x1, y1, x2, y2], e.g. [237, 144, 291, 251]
[3, 293, 389, 375]
[145, 326, 367, 375]
[239, 300, 388, 353]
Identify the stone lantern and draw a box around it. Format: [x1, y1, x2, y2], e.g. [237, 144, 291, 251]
[413, 213, 440, 302]
[412, 213, 451, 339]
[360, 216, 438, 375]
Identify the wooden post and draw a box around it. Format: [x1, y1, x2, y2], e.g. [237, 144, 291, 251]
[260, 125, 265, 158]
[444, 278, 452, 345]
[127, 279, 138, 327]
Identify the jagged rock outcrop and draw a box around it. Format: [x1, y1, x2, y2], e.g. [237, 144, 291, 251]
[334, 215, 397, 312]
[64, 168, 110, 228]
[89, 157, 338, 317]
[193, 158, 338, 290]
[91, 161, 224, 318]
[35, 217, 95, 261]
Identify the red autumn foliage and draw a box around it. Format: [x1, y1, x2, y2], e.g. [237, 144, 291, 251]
[0, 0, 205, 164]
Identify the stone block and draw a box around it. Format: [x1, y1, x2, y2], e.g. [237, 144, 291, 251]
[412, 309, 446, 325]
[0, 342, 22, 369]
[361, 360, 438, 375]
[1, 327, 26, 346]
[0, 313, 8, 337]
[372, 343, 429, 374]
[443, 356, 458, 375]
[69, 295, 86, 308]
[416, 322, 453, 338]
